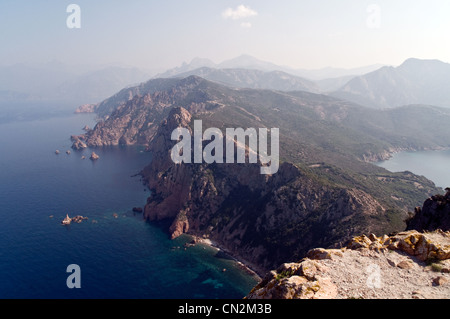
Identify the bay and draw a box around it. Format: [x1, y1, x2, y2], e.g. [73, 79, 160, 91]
[376, 149, 450, 189]
[0, 111, 258, 299]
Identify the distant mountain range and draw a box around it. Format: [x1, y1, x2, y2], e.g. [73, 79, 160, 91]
[332, 58, 450, 109]
[0, 62, 152, 105]
[171, 67, 321, 93]
[3, 55, 450, 112]
[156, 54, 384, 82]
[157, 56, 450, 109]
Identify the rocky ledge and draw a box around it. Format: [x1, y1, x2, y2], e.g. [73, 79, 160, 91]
[246, 230, 450, 299]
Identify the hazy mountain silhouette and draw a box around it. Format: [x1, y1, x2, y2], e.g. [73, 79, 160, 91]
[332, 58, 450, 109]
[156, 54, 384, 82]
[172, 67, 320, 93]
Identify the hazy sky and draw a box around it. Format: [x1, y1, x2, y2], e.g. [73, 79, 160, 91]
[1, 0, 449, 70]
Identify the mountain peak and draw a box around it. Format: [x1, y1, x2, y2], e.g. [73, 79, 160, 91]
[399, 57, 446, 69]
[333, 57, 450, 108]
[189, 57, 216, 68]
[218, 54, 281, 71]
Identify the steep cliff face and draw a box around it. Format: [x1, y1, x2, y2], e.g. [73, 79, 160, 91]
[141, 107, 404, 273]
[406, 190, 450, 232]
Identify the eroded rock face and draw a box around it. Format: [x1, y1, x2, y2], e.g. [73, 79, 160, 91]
[247, 230, 450, 299]
[74, 76, 222, 148]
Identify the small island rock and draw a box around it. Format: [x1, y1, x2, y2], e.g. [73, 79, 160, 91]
[90, 152, 100, 160]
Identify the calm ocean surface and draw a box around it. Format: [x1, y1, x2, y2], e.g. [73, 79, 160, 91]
[0, 109, 258, 299]
[376, 149, 450, 189]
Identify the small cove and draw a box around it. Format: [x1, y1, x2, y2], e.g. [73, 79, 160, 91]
[375, 149, 450, 189]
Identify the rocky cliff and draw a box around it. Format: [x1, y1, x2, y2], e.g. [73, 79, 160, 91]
[406, 189, 450, 232]
[71, 76, 226, 148]
[246, 230, 450, 299]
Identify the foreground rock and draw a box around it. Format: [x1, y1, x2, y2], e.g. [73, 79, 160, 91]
[246, 230, 450, 299]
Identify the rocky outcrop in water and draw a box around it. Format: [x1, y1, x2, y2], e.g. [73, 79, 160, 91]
[61, 214, 88, 225]
[75, 103, 97, 113]
[71, 135, 87, 150]
[90, 152, 100, 160]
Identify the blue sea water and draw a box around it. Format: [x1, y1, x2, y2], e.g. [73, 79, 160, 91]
[376, 149, 450, 189]
[0, 110, 259, 299]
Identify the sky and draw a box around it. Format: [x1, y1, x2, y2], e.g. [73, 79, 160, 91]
[1, 0, 450, 71]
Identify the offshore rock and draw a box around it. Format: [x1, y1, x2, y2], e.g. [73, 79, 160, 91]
[90, 152, 100, 160]
[75, 103, 97, 113]
[71, 136, 87, 150]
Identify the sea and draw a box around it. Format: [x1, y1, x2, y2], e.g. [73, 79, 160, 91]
[376, 149, 450, 189]
[0, 103, 259, 299]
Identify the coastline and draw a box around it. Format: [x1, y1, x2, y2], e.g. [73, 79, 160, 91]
[364, 145, 450, 164]
[184, 234, 263, 283]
